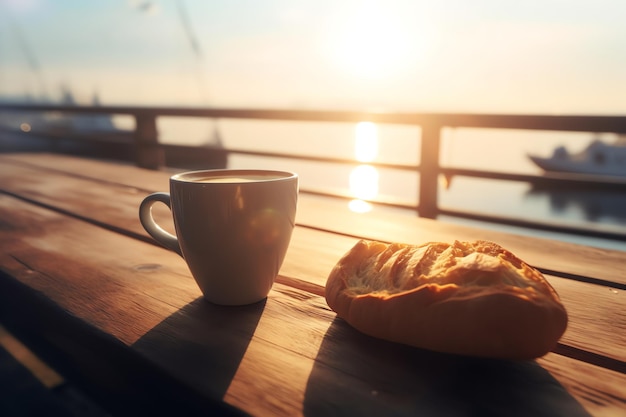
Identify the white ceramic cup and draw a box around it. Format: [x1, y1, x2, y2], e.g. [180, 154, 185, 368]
[139, 169, 298, 305]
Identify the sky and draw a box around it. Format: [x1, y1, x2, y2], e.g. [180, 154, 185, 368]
[1, 0, 626, 114]
[2, 0, 625, 247]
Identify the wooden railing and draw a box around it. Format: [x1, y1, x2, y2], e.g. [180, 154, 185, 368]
[2, 103, 626, 242]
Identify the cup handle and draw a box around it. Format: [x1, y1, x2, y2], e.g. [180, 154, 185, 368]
[139, 192, 182, 256]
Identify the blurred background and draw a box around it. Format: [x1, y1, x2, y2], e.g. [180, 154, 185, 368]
[3, 0, 625, 112]
[1, 0, 625, 250]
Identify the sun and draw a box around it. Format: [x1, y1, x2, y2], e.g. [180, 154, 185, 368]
[328, 1, 428, 80]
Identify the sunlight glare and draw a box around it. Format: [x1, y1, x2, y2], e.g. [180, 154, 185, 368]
[349, 199, 373, 213]
[349, 164, 379, 200]
[349, 121, 380, 213]
[355, 121, 378, 162]
[330, 1, 426, 79]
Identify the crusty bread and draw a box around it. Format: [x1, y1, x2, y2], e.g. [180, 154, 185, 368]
[325, 239, 568, 359]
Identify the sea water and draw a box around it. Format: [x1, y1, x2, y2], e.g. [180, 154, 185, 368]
[153, 117, 626, 252]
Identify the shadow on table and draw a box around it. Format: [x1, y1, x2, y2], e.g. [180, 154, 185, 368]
[133, 297, 265, 400]
[303, 318, 590, 417]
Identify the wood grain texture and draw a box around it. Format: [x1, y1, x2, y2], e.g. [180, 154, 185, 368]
[0, 183, 624, 364]
[0, 194, 624, 416]
[1, 157, 625, 364]
[1, 153, 624, 286]
[1, 153, 625, 416]
[295, 197, 626, 286]
[539, 354, 626, 417]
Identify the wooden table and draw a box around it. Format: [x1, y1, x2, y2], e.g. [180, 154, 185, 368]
[0, 153, 624, 417]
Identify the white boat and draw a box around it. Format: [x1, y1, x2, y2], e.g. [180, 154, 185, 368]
[528, 136, 626, 178]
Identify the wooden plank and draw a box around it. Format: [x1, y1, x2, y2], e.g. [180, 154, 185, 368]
[0, 157, 174, 239]
[1, 153, 624, 286]
[539, 354, 626, 417]
[0, 195, 624, 417]
[0, 154, 626, 288]
[0, 152, 176, 190]
[1, 157, 626, 364]
[295, 197, 626, 286]
[1, 154, 625, 360]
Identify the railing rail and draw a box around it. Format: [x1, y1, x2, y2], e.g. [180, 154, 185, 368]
[2, 103, 626, 242]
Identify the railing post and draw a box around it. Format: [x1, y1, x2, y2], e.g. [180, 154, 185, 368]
[134, 114, 164, 169]
[418, 121, 441, 218]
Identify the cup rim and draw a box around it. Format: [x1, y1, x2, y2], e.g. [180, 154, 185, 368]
[171, 169, 298, 184]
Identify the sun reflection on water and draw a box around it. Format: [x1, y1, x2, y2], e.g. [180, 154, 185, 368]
[355, 122, 378, 162]
[350, 122, 380, 213]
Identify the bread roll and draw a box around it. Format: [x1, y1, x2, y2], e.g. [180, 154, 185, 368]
[325, 239, 568, 359]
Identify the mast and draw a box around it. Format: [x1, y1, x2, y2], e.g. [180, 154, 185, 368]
[4, 9, 50, 101]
